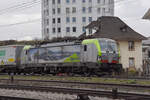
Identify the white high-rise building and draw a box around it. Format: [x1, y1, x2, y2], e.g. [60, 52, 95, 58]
[42, 0, 114, 40]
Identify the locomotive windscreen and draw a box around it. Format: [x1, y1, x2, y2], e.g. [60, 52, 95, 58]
[99, 40, 107, 51]
[99, 40, 118, 53]
[107, 41, 118, 52]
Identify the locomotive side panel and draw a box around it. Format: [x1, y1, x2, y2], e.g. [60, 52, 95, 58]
[26, 44, 81, 64]
[0, 46, 24, 66]
[81, 43, 98, 62]
[0, 46, 16, 66]
[63, 45, 81, 62]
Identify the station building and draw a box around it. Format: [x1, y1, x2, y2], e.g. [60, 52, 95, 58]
[84, 16, 147, 71]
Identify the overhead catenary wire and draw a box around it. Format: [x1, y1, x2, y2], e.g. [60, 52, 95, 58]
[0, 0, 38, 11]
[0, 0, 140, 28]
[0, 0, 41, 15]
[0, 18, 41, 27]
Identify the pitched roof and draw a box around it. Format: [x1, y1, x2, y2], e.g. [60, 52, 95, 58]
[85, 16, 147, 41]
[143, 8, 150, 19]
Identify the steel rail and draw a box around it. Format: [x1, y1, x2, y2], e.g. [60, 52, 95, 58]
[0, 96, 39, 100]
[102, 76, 150, 80]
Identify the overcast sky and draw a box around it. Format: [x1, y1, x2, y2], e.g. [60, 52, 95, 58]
[0, 0, 149, 41]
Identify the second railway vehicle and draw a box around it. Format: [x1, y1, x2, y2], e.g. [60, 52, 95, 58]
[0, 38, 122, 76]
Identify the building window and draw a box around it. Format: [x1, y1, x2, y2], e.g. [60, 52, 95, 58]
[72, 27, 76, 32]
[88, 7, 92, 13]
[129, 58, 135, 67]
[89, 17, 92, 22]
[103, 0, 105, 4]
[102, 8, 105, 15]
[66, 27, 70, 32]
[44, 10, 46, 16]
[58, 18, 61, 23]
[46, 9, 49, 16]
[72, 7, 76, 13]
[52, 9, 55, 14]
[82, 7, 86, 13]
[82, 27, 86, 32]
[44, 19, 46, 25]
[82, 0, 86, 3]
[44, 28, 46, 34]
[46, 28, 49, 34]
[66, 17, 70, 23]
[46, 19, 49, 25]
[120, 25, 128, 32]
[66, 8, 70, 14]
[52, 28, 56, 33]
[58, 0, 61, 4]
[52, 18, 55, 24]
[82, 17, 86, 23]
[97, 8, 101, 13]
[109, 0, 112, 4]
[72, 17, 76, 23]
[89, 29, 92, 34]
[57, 8, 61, 14]
[89, 0, 92, 3]
[97, 0, 101, 3]
[128, 41, 135, 51]
[66, 0, 70, 3]
[105, 8, 110, 13]
[44, 0, 49, 6]
[52, 0, 55, 4]
[72, 0, 76, 3]
[58, 28, 61, 33]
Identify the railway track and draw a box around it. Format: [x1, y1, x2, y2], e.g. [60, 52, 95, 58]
[0, 96, 38, 100]
[1, 73, 150, 80]
[0, 78, 150, 99]
[1, 78, 150, 89]
[0, 84, 149, 100]
[102, 76, 150, 80]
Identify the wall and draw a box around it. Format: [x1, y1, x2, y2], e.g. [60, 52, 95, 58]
[118, 41, 143, 71]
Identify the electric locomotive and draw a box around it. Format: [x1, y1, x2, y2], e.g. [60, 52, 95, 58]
[0, 38, 122, 76]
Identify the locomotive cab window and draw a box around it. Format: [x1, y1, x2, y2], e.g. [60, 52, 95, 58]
[84, 45, 87, 51]
[99, 40, 107, 51]
[25, 50, 28, 55]
[108, 41, 118, 52]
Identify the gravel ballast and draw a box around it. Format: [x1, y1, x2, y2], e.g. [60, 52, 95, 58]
[0, 89, 119, 100]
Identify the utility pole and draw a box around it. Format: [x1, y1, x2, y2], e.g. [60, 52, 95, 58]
[142, 8, 150, 76]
